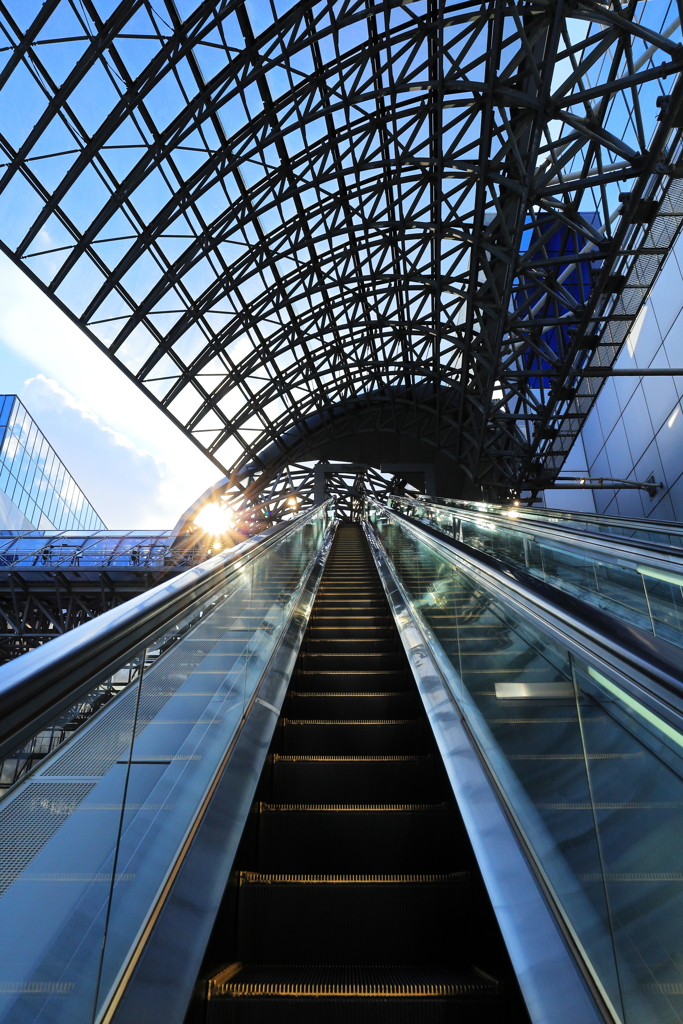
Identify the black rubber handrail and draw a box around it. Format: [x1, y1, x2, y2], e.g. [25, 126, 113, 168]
[379, 502, 683, 709]
[0, 505, 329, 762]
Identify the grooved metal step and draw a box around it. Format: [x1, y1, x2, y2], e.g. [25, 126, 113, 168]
[271, 753, 438, 803]
[279, 719, 429, 755]
[257, 803, 454, 873]
[293, 669, 409, 694]
[287, 692, 417, 720]
[234, 871, 471, 964]
[207, 964, 503, 1024]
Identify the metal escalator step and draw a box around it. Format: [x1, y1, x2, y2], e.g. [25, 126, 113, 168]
[317, 580, 380, 586]
[287, 692, 417, 719]
[271, 754, 438, 802]
[280, 719, 428, 755]
[319, 587, 382, 592]
[235, 872, 470, 964]
[300, 653, 405, 670]
[308, 625, 395, 634]
[318, 593, 385, 600]
[312, 604, 388, 614]
[310, 615, 393, 627]
[207, 964, 504, 1024]
[257, 803, 453, 873]
[294, 670, 409, 693]
[305, 638, 397, 654]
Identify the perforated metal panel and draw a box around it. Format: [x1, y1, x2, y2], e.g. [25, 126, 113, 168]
[42, 631, 246, 778]
[0, 782, 95, 897]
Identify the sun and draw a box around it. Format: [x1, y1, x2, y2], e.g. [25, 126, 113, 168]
[194, 502, 234, 535]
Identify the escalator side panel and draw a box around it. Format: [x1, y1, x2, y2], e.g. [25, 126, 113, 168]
[363, 517, 618, 1024]
[107, 527, 335, 1024]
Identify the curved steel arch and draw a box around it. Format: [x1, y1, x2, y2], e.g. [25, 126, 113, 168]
[1, 0, 683, 509]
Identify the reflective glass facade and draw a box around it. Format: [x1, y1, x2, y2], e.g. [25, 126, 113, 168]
[0, 396, 106, 531]
[546, 235, 683, 522]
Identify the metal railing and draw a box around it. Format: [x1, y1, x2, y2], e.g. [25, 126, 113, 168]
[366, 497, 683, 1024]
[389, 494, 683, 650]
[0, 501, 334, 1024]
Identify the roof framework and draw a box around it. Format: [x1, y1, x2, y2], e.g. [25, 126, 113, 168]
[1, 0, 683, 512]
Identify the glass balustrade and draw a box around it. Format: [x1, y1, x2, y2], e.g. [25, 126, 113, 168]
[0, 503, 332, 1024]
[388, 496, 683, 650]
[411, 495, 683, 552]
[368, 501, 683, 1024]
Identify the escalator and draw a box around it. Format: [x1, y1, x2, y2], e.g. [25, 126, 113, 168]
[196, 523, 519, 1022]
[5, 503, 683, 1023]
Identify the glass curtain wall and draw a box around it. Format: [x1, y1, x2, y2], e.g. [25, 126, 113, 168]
[0, 396, 105, 532]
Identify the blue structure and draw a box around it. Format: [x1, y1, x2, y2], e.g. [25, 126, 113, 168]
[514, 213, 602, 391]
[0, 396, 105, 532]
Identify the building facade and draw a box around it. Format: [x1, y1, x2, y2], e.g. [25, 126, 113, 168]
[0, 395, 105, 531]
[544, 230, 683, 522]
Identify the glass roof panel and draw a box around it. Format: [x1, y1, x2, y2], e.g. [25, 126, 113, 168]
[0, 0, 681, 506]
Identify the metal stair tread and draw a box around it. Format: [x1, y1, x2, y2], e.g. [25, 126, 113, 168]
[272, 754, 432, 762]
[282, 719, 420, 726]
[239, 871, 466, 884]
[209, 963, 501, 998]
[260, 802, 447, 811]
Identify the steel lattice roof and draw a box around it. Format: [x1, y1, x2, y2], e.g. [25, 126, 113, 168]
[1, 0, 683, 510]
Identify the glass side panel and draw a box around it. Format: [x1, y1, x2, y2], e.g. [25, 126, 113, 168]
[370, 505, 683, 1024]
[0, 504, 330, 1024]
[411, 495, 683, 552]
[388, 497, 683, 650]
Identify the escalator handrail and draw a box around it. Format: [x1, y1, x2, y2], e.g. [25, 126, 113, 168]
[409, 493, 683, 540]
[391, 493, 683, 564]
[0, 503, 331, 762]
[373, 500, 683, 710]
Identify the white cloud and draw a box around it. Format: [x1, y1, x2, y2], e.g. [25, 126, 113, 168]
[21, 376, 185, 528]
[0, 253, 221, 527]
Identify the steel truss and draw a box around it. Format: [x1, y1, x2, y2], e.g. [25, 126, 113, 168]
[179, 461, 424, 530]
[0, 529, 209, 662]
[1, 0, 683, 507]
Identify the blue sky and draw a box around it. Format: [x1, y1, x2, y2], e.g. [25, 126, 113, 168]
[0, 252, 221, 528]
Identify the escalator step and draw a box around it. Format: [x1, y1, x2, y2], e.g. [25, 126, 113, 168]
[280, 719, 429, 755]
[235, 871, 470, 964]
[207, 964, 504, 1024]
[300, 652, 405, 670]
[309, 620, 392, 629]
[305, 638, 398, 653]
[294, 670, 409, 693]
[319, 589, 387, 598]
[310, 615, 393, 627]
[271, 754, 438, 803]
[287, 692, 417, 719]
[257, 803, 453, 873]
